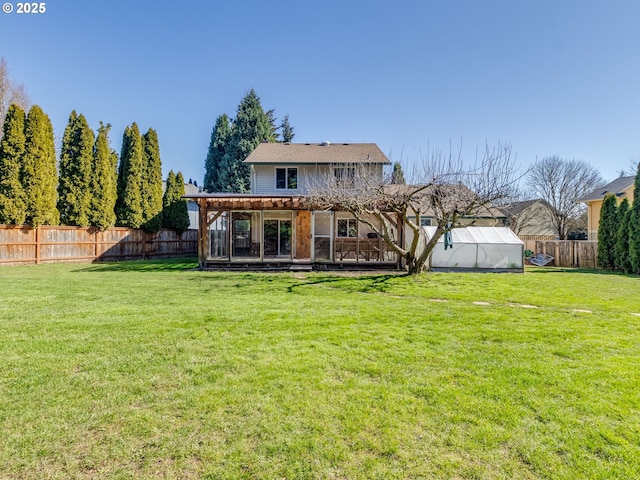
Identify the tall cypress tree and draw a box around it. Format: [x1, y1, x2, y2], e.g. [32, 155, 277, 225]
[89, 122, 118, 230]
[614, 198, 631, 273]
[0, 104, 27, 224]
[629, 162, 640, 274]
[162, 169, 176, 224]
[22, 105, 58, 226]
[597, 194, 617, 270]
[141, 128, 163, 233]
[203, 113, 231, 193]
[58, 111, 95, 226]
[173, 171, 190, 233]
[116, 123, 145, 228]
[162, 170, 190, 233]
[219, 90, 274, 193]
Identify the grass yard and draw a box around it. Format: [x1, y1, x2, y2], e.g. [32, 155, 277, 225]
[0, 260, 638, 479]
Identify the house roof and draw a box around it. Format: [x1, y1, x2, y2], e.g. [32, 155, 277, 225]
[162, 182, 200, 196]
[184, 183, 200, 195]
[576, 176, 635, 203]
[500, 199, 539, 216]
[244, 142, 391, 165]
[500, 199, 553, 216]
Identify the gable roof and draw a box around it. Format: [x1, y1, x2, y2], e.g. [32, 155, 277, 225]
[577, 176, 635, 203]
[244, 142, 390, 165]
[162, 181, 200, 196]
[184, 183, 200, 195]
[500, 199, 553, 216]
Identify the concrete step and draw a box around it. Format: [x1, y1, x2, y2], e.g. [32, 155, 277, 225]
[289, 263, 313, 271]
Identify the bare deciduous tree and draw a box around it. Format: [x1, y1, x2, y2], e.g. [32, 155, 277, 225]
[616, 159, 639, 178]
[526, 156, 604, 240]
[307, 142, 519, 274]
[0, 58, 31, 135]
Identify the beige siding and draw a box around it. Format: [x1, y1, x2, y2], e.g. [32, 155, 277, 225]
[587, 201, 602, 240]
[585, 184, 634, 240]
[513, 204, 557, 236]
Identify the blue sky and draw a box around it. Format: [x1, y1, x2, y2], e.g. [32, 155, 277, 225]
[1, 0, 639, 185]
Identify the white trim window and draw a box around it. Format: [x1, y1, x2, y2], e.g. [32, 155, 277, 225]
[337, 218, 357, 237]
[276, 167, 298, 190]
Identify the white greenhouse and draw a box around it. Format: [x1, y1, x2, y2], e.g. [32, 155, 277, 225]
[421, 226, 524, 272]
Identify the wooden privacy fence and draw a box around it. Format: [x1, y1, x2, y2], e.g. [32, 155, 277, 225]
[519, 235, 557, 254]
[0, 226, 197, 266]
[534, 240, 598, 269]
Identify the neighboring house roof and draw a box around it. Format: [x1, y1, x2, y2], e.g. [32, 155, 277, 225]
[498, 199, 557, 236]
[500, 199, 543, 216]
[184, 183, 200, 196]
[499, 198, 558, 217]
[244, 142, 391, 165]
[162, 182, 200, 196]
[576, 176, 635, 203]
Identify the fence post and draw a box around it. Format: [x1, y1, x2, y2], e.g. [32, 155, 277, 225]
[35, 225, 40, 265]
[94, 229, 99, 262]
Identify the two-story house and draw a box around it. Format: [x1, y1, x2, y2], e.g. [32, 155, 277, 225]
[577, 175, 635, 240]
[186, 142, 397, 269]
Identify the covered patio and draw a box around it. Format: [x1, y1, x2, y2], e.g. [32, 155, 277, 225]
[186, 194, 400, 270]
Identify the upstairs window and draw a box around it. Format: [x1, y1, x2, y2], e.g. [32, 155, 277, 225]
[276, 168, 297, 189]
[334, 167, 356, 185]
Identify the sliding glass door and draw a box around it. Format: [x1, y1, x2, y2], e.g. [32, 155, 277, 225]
[263, 212, 292, 258]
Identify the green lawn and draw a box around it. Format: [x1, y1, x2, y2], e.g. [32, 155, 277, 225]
[0, 260, 638, 479]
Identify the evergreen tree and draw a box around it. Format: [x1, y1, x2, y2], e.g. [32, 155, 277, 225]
[280, 114, 294, 143]
[116, 123, 145, 228]
[203, 113, 231, 192]
[614, 198, 631, 273]
[173, 171, 190, 233]
[58, 111, 95, 226]
[219, 90, 274, 193]
[141, 128, 163, 233]
[266, 109, 279, 142]
[89, 122, 118, 229]
[162, 170, 190, 233]
[391, 162, 406, 184]
[597, 194, 617, 270]
[0, 104, 27, 224]
[162, 169, 176, 216]
[630, 161, 640, 274]
[22, 105, 58, 226]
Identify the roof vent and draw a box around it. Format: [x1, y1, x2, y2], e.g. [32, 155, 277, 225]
[320, 141, 331, 146]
